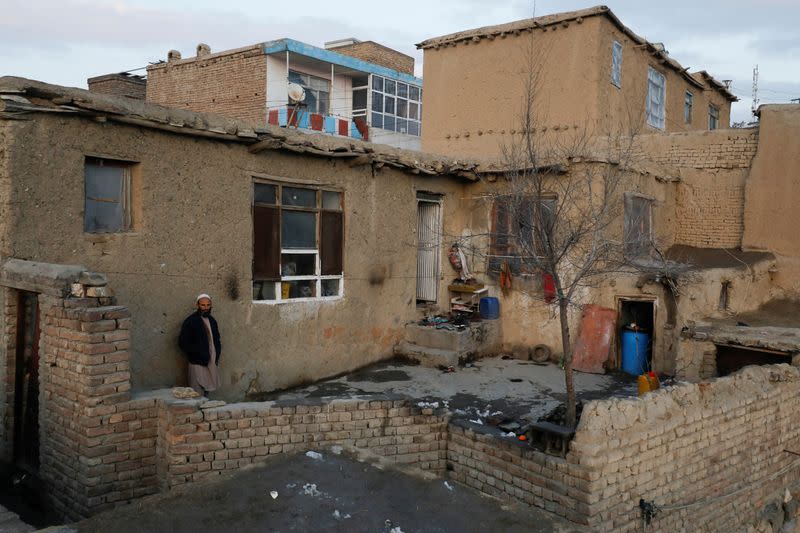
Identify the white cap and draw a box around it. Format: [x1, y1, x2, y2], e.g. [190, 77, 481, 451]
[196, 293, 212, 303]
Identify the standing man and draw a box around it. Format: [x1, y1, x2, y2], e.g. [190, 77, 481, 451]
[178, 294, 222, 397]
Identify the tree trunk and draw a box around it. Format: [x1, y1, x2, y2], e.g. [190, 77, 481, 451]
[558, 298, 576, 428]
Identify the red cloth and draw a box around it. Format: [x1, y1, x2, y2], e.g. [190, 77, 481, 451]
[543, 272, 556, 303]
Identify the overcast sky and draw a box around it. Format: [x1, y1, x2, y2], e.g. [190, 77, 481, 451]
[2, 0, 798, 124]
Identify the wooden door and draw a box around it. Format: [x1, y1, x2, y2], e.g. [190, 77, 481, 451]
[14, 291, 40, 470]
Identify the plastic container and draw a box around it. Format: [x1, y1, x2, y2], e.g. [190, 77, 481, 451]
[479, 297, 500, 319]
[621, 328, 650, 376]
[637, 375, 651, 396]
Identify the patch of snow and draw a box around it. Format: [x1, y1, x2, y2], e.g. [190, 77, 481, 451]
[444, 481, 454, 491]
[416, 401, 439, 408]
[269, 490, 278, 499]
[390, 528, 404, 533]
[502, 431, 516, 438]
[330, 445, 343, 455]
[468, 418, 483, 425]
[305, 450, 323, 460]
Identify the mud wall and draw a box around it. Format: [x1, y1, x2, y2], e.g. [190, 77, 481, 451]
[2, 115, 469, 398]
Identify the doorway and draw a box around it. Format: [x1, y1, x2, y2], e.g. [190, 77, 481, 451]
[617, 298, 655, 372]
[13, 291, 40, 471]
[416, 192, 442, 303]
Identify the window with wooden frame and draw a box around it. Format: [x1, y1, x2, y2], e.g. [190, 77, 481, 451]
[252, 181, 344, 302]
[623, 192, 653, 260]
[488, 195, 556, 276]
[84, 157, 135, 233]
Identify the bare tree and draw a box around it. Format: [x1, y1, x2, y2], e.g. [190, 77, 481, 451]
[482, 40, 646, 428]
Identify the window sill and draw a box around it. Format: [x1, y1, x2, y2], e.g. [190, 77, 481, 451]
[252, 295, 344, 305]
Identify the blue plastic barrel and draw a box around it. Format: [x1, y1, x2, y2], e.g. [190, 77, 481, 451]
[479, 297, 500, 319]
[621, 329, 650, 375]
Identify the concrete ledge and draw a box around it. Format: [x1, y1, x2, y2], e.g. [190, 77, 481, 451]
[0, 259, 87, 296]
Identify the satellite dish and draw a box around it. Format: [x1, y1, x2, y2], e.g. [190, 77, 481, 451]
[287, 82, 306, 103]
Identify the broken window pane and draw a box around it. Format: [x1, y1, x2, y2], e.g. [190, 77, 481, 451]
[321, 279, 340, 297]
[281, 211, 316, 248]
[322, 191, 342, 210]
[282, 187, 316, 207]
[283, 280, 316, 299]
[281, 253, 315, 276]
[372, 76, 384, 92]
[253, 281, 276, 300]
[254, 183, 276, 204]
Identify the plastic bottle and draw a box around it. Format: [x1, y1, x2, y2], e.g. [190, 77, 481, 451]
[637, 374, 651, 396]
[647, 371, 660, 391]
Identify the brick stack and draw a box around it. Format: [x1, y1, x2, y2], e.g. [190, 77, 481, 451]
[637, 129, 760, 170]
[161, 399, 448, 487]
[87, 74, 146, 100]
[38, 294, 159, 519]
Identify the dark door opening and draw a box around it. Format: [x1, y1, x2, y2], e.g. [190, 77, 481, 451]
[715, 344, 790, 376]
[618, 299, 655, 373]
[13, 291, 40, 471]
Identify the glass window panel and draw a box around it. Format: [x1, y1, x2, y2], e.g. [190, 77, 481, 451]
[371, 91, 383, 112]
[384, 96, 395, 115]
[253, 281, 276, 300]
[396, 118, 408, 134]
[85, 163, 124, 233]
[322, 191, 342, 210]
[384, 115, 395, 131]
[352, 76, 369, 88]
[318, 92, 329, 115]
[310, 77, 329, 91]
[372, 76, 384, 92]
[409, 86, 420, 101]
[305, 90, 318, 114]
[283, 280, 316, 299]
[282, 187, 316, 207]
[321, 279, 340, 297]
[288, 71, 303, 84]
[409, 102, 419, 120]
[407, 121, 420, 136]
[254, 183, 276, 204]
[85, 200, 123, 233]
[385, 79, 396, 95]
[352, 88, 367, 111]
[281, 211, 316, 248]
[396, 98, 408, 118]
[371, 112, 383, 129]
[281, 253, 316, 276]
[397, 83, 408, 98]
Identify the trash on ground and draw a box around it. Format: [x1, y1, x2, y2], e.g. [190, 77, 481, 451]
[444, 481, 454, 491]
[269, 490, 278, 499]
[302, 483, 321, 496]
[305, 450, 323, 460]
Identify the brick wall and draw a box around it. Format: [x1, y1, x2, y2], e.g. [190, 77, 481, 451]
[330, 41, 415, 75]
[674, 182, 745, 248]
[146, 47, 267, 126]
[87, 74, 146, 100]
[37, 295, 159, 519]
[161, 398, 448, 488]
[569, 364, 800, 531]
[636, 129, 759, 169]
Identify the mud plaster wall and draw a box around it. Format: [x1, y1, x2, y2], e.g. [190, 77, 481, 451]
[420, 16, 733, 159]
[2, 115, 470, 399]
[0, 121, 11, 258]
[571, 364, 800, 531]
[462, 165, 677, 368]
[742, 106, 800, 294]
[146, 47, 267, 127]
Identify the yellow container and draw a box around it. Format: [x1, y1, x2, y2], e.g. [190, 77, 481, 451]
[647, 372, 660, 391]
[281, 282, 290, 299]
[637, 375, 651, 396]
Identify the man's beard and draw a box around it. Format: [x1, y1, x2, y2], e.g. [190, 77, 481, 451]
[201, 310, 211, 317]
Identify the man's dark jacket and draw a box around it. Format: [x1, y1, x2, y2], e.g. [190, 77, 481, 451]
[178, 312, 222, 366]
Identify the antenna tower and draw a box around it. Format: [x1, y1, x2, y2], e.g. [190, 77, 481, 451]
[751, 65, 759, 120]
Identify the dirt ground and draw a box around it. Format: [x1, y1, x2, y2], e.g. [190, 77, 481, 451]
[71, 451, 586, 533]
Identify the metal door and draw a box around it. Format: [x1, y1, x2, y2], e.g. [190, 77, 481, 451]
[14, 291, 40, 470]
[416, 197, 442, 302]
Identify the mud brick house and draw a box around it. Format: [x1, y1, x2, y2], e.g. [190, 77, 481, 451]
[417, 5, 738, 159]
[143, 38, 423, 149]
